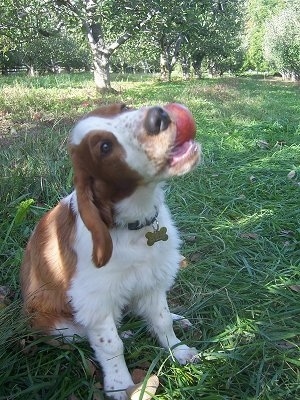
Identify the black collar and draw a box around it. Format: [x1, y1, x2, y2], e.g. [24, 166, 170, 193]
[127, 206, 159, 230]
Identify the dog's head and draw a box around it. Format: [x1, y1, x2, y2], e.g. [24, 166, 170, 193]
[69, 103, 201, 267]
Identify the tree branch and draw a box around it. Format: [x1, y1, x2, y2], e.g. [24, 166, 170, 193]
[107, 10, 156, 55]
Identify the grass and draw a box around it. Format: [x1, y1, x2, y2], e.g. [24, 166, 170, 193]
[0, 72, 299, 399]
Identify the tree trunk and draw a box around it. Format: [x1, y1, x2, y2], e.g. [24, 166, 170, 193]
[193, 65, 202, 79]
[93, 48, 111, 91]
[160, 52, 170, 81]
[208, 61, 216, 77]
[181, 54, 190, 80]
[58, 1, 156, 91]
[192, 51, 205, 79]
[159, 34, 183, 82]
[27, 65, 35, 77]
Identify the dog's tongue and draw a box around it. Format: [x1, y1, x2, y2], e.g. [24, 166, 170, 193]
[164, 103, 196, 145]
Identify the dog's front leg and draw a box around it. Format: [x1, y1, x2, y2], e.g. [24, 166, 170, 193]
[87, 316, 134, 400]
[138, 292, 198, 364]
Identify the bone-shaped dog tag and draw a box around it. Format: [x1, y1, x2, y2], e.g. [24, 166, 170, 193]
[145, 225, 168, 246]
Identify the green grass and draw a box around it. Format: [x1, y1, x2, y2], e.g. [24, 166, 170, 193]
[0, 72, 299, 399]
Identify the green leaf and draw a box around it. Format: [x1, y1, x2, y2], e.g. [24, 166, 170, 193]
[15, 199, 35, 225]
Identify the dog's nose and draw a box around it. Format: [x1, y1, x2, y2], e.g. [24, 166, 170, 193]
[144, 107, 171, 135]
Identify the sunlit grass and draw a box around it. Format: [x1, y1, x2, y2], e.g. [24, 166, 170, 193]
[0, 73, 299, 399]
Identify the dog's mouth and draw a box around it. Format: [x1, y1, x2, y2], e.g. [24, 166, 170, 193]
[163, 103, 200, 171]
[168, 139, 199, 167]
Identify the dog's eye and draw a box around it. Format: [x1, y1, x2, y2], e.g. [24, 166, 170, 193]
[100, 141, 113, 155]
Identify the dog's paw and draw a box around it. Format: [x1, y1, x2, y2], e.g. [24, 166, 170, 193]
[105, 375, 134, 400]
[172, 344, 199, 365]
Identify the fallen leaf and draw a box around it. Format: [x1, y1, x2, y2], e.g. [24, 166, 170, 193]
[257, 140, 269, 149]
[0, 285, 10, 297]
[184, 235, 197, 243]
[120, 330, 134, 339]
[189, 252, 202, 263]
[93, 366, 103, 385]
[127, 375, 159, 400]
[276, 340, 297, 349]
[289, 285, 300, 293]
[240, 233, 259, 239]
[280, 230, 294, 237]
[173, 315, 193, 331]
[84, 358, 98, 377]
[41, 337, 73, 350]
[20, 338, 38, 355]
[132, 368, 147, 384]
[180, 256, 188, 269]
[274, 140, 287, 147]
[92, 390, 102, 400]
[32, 112, 43, 121]
[287, 170, 296, 179]
[137, 361, 151, 370]
[69, 395, 79, 400]
[10, 127, 18, 135]
[0, 285, 11, 308]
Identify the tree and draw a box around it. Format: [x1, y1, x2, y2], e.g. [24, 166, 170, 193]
[206, 0, 245, 76]
[19, 32, 91, 74]
[111, 34, 159, 74]
[183, 0, 245, 78]
[0, 0, 65, 74]
[1, 0, 248, 85]
[243, 0, 285, 72]
[141, 0, 245, 81]
[50, 0, 157, 91]
[159, 33, 183, 81]
[111, 1, 191, 82]
[263, 4, 300, 80]
[0, 0, 155, 89]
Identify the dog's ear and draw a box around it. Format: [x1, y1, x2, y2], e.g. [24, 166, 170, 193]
[73, 167, 113, 268]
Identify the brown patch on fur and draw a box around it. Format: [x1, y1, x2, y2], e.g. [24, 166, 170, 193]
[21, 201, 76, 332]
[70, 130, 142, 267]
[139, 117, 176, 175]
[85, 103, 131, 119]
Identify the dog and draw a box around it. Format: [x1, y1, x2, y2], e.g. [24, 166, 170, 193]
[21, 103, 200, 399]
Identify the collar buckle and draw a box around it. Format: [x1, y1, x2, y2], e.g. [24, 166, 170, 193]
[127, 206, 159, 231]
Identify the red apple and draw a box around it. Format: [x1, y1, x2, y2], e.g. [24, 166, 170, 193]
[164, 103, 196, 145]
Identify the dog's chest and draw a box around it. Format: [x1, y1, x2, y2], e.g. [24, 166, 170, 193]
[73, 216, 181, 296]
[109, 224, 180, 288]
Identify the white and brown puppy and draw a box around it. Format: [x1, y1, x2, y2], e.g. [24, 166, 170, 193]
[21, 103, 200, 400]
